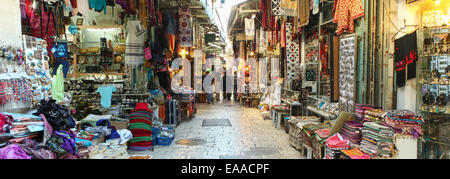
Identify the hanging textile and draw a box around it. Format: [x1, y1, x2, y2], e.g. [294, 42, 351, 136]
[285, 22, 300, 80]
[178, 7, 193, 47]
[245, 17, 255, 38]
[272, 0, 283, 16]
[297, 0, 310, 27]
[332, 0, 364, 35]
[280, 0, 297, 16]
[394, 31, 418, 87]
[125, 21, 146, 67]
[259, 27, 266, 52]
[281, 21, 286, 48]
[312, 0, 319, 15]
[147, 0, 157, 27]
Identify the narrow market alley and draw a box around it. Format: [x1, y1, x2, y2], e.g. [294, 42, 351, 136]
[129, 101, 304, 159]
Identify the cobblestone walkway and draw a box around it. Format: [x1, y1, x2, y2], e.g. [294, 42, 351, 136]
[128, 101, 304, 159]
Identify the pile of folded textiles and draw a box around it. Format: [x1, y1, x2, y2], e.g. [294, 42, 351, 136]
[295, 119, 320, 149]
[340, 148, 371, 159]
[302, 122, 332, 138]
[340, 120, 364, 145]
[355, 104, 380, 122]
[360, 122, 395, 157]
[128, 103, 153, 151]
[384, 110, 423, 138]
[364, 109, 386, 122]
[325, 133, 350, 159]
[314, 128, 330, 144]
[1, 113, 44, 144]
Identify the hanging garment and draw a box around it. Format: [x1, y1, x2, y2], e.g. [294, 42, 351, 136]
[28, 2, 56, 52]
[125, 21, 146, 66]
[285, 22, 300, 80]
[297, 0, 310, 27]
[178, 7, 193, 47]
[89, 0, 107, 14]
[280, 0, 297, 16]
[52, 60, 70, 78]
[51, 65, 64, 103]
[281, 21, 286, 48]
[77, 0, 90, 15]
[96, 86, 117, 108]
[312, 0, 319, 15]
[147, 0, 157, 27]
[272, 0, 283, 16]
[332, 0, 364, 35]
[245, 17, 255, 38]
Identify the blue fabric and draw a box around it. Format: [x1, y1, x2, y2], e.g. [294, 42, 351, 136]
[89, 0, 107, 14]
[51, 43, 68, 58]
[75, 138, 93, 147]
[52, 60, 70, 78]
[166, 12, 176, 34]
[96, 86, 116, 108]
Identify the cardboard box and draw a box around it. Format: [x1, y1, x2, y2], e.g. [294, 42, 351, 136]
[110, 120, 129, 130]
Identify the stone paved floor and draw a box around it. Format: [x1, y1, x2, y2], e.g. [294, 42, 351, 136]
[128, 100, 304, 159]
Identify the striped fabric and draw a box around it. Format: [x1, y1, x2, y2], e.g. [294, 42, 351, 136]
[125, 21, 146, 66]
[128, 109, 153, 151]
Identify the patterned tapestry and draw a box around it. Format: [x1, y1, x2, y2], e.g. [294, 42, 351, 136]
[285, 22, 300, 80]
[272, 0, 283, 16]
[179, 7, 193, 47]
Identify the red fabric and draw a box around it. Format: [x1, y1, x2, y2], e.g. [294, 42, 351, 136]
[135, 102, 149, 111]
[130, 129, 151, 134]
[131, 133, 152, 138]
[29, 3, 56, 52]
[128, 141, 153, 147]
[71, 0, 78, 8]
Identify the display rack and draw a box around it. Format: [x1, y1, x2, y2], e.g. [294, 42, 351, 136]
[416, 26, 450, 159]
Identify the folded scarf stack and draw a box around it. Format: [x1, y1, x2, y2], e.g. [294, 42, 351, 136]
[360, 122, 394, 157]
[314, 128, 330, 144]
[325, 133, 350, 159]
[128, 109, 153, 151]
[384, 110, 423, 138]
[340, 148, 371, 159]
[355, 104, 380, 122]
[364, 109, 386, 122]
[2, 113, 44, 143]
[340, 120, 364, 145]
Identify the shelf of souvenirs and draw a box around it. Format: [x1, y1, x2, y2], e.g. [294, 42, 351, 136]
[306, 105, 337, 119]
[419, 105, 450, 115]
[65, 25, 124, 31]
[417, 78, 450, 85]
[67, 73, 127, 77]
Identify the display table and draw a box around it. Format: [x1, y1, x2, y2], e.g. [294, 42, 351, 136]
[272, 109, 290, 129]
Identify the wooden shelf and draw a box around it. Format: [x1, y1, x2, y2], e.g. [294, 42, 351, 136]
[68, 73, 127, 77]
[66, 25, 124, 31]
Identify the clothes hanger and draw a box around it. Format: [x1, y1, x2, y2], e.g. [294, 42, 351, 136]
[392, 19, 419, 42]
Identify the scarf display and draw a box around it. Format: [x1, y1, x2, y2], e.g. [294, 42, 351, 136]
[245, 17, 255, 38]
[125, 21, 146, 67]
[178, 7, 193, 47]
[340, 121, 364, 145]
[332, 0, 364, 35]
[285, 22, 300, 80]
[385, 110, 423, 138]
[280, 0, 297, 16]
[360, 122, 395, 157]
[297, 0, 310, 27]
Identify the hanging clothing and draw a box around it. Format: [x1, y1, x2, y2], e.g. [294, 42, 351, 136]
[312, 0, 319, 15]
[51, 65, 64, 103]
[125, 21, 146, 66]
[245, 17, 255, 38]
[89, 0, 107, 14]
[332, 0, 364, 35]
[281, 21, 286, 48]
[97, 86, 117, 108]
[77, 0, 90, 15]
[297, 0, 310, 27]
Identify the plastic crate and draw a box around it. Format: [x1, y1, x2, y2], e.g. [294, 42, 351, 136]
[157, 136, 174, 146]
